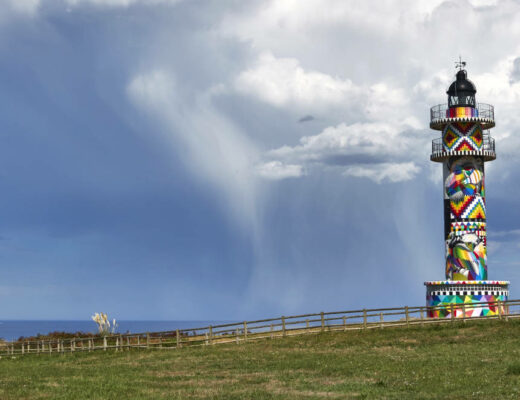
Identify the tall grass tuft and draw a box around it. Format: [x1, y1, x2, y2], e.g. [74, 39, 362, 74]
[91, 313, 117, 335]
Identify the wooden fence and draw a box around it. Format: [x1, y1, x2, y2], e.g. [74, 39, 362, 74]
[1, 299, 519, 357]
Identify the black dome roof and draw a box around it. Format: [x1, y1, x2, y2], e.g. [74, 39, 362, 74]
[447, 69, 476, 96]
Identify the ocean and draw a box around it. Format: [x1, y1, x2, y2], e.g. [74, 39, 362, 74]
[0, 321, 229, 342]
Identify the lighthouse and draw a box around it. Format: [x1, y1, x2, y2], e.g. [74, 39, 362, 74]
[425, 62, 509, 318]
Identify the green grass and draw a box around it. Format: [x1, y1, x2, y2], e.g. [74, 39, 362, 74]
[1, 320, 520, 399]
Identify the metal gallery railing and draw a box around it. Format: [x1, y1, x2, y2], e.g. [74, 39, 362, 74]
[1, 299, 519, 357]
[431, 132, 495, 154]
[430, 103, 494, 123]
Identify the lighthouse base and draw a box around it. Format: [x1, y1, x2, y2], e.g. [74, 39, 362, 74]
[424, 280, 509, 318]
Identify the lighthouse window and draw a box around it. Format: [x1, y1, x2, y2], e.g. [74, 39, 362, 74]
[471, 291, 474, 295]
[449, 96, 459, 106]
[485, 291, 488, 295]
[463, 291, 467, 295]
[466, 96, 475, 106]
[443, 292, 447, 295]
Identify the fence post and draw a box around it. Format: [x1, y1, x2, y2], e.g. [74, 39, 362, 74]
[175, 330, 180, 348]
[282, 316, 286, 337]
[22, 343, 24, 355]
[103, 336, 107, 351]
[320, 312, 325, 331]
[72, 339, 75, 353]
[27, 343, 30, 354]
[363, 309, 367, 329]
[380, 312, 384, 329]
[498, 299, 503, 320]
[450, 304, 455, 323]
[49, 341, 52, 354]
[462, 303, 466, 323]
[405, 306, 409, 327]
[137, 335, 140, 349]
[270, 324, 274, 339]
[209, 326, 213, 345]
[306, 319, 309, 328]
[127, 336, 130, 350]
[343, 316, 347, 331]
[147, 332, 150, 349]
[420, 308, 424, 326]
[243, 322, 248, 341]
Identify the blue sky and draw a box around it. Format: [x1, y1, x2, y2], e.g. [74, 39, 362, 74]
[1, 0, 520, 320]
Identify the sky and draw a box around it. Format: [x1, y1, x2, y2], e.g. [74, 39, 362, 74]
[1, 0, 520, 320]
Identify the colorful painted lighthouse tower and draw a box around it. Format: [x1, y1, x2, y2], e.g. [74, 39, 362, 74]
[425, 63, 509, 318]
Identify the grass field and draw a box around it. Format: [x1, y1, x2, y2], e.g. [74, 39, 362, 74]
[1, 319, 520, 399]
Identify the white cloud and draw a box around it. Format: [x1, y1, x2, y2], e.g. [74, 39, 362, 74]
[234, 52, 413, 125]
[64, 0, 181, 7]
[260, 121, 426, 183]
[255, 161, 304, 180]
[3, 0, 40, 15]
[220, 0, 446, 49]
[343, 162, 420, 183]
[225, 3, 520, 186]
[467, 0, 498, 7]
[235, 52, 360, 109]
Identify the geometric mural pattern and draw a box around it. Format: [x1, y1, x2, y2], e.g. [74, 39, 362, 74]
[460, 196, 486, 219]
[445, 157, 487, 281]
[446, 237, 487, 280]
[442, 122, 483, 152]
[450, 221, 486, 236]
[426, 294, 507, 318]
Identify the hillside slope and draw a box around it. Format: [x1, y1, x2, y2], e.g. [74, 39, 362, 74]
[1, 320, 519, 399]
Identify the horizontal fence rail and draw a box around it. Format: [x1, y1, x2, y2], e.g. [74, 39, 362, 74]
[1, 299, 519, 357]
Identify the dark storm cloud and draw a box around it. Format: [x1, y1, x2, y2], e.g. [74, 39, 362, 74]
[298, 115, 315, 123]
